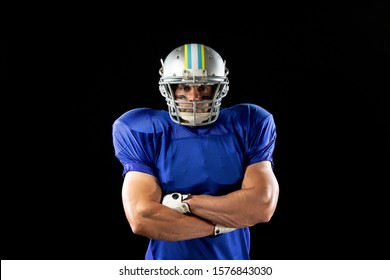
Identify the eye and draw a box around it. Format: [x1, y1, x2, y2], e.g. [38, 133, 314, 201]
[198, 86, 208, 92]
[175, 84, 188, 91]
[183, 85, 191, 91]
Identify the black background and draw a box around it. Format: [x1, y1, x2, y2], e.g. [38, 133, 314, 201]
[2, 6, 389, 260]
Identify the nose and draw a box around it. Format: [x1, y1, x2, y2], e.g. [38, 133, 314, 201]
[187, 87, 200, 101]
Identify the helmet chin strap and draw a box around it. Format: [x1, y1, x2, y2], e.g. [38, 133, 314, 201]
[177, 112, 211, 126]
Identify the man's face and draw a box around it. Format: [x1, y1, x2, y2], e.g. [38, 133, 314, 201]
[174, 84, 214, 113]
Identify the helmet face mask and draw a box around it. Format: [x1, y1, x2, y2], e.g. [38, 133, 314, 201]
[159, 43, 229, 126]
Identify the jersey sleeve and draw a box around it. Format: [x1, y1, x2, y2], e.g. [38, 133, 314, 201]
[112, 109, 158, 177]
[246, 105, 277, 167]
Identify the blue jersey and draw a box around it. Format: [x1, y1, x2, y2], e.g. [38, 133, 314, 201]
[112, 103, 277, 260]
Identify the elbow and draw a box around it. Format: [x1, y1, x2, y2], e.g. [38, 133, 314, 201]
[247, 207, 275, 226]
[258, 208, 276, 223]
[130, 219, 149, 236]
[126, 204, 153, 237]
[249, 192, 279, 225]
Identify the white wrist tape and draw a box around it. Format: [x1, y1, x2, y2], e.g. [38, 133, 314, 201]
[162, 193, 191, 214]
[214, 224, 236, 236]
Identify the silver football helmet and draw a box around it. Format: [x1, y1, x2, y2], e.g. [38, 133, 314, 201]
[159, 43, 229, 126]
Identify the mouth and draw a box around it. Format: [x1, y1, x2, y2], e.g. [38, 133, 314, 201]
[182, 109, 210, 113]
[178, 112, 211, 125]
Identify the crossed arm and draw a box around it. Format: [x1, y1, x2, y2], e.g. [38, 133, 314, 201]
[121, 171, 214, 241]
[121, 161, 279, 241]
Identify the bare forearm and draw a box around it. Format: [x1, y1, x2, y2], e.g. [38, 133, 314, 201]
[127, 202, 214, 241]
[188, 186, 278, 228]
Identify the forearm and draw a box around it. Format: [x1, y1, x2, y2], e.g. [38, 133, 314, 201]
[127, 201, 214, 241]
[188, 183, 278, 228]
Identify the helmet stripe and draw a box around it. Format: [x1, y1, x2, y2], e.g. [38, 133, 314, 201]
[198, 44, 205, 70]
[184, 44, 191, 69]
[184, 44, 205, 70]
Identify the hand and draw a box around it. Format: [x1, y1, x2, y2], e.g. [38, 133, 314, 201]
[214, 224, 237, 236]
[162, 193, 191, 214]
